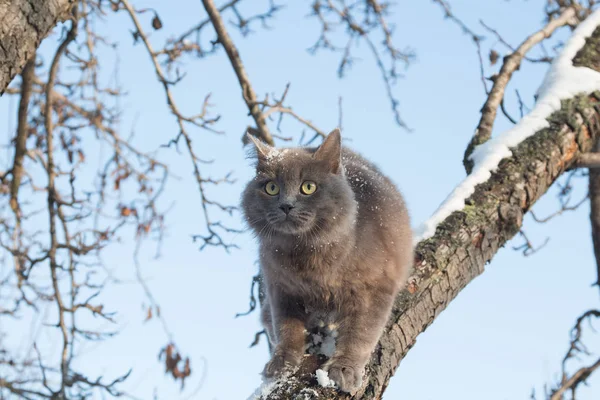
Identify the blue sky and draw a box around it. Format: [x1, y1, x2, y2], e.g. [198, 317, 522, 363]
[2, 0, 600, 399]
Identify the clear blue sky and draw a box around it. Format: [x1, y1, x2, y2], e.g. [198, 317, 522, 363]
[2, 0, 600, 399]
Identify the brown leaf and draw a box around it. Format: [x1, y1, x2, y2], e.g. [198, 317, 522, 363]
[159, 343, 192, 388]
[152, 14, 163, 30]
[489, 49, 499, 66]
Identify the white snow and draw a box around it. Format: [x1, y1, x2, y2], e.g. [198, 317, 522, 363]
[414, 10, 600, 243]
[247, 373, 296, 400]
[247, 380, 279, 400]
[315, 369, 336, 388]
[265, 148, 289, 163]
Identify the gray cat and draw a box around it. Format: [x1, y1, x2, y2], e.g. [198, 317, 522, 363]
[241, 128, 412, 394]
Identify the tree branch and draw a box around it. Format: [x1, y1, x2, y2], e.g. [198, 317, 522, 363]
[589, 146, 600, 289]
[578, 152, 600, 167]
[463, 6, 577, 172]
[201, 0, 274, 145]
[9, 58, 35, 216]
[549, 357, 600, 400]
[44, 9, 78, 396]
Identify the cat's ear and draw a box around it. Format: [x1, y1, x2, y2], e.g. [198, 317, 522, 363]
[314, 128, 342, 174]
[245, 129, 274, 162]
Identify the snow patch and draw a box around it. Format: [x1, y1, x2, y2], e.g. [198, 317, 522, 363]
[247, 379, 278, 400]
[315, 369, 336, 388]
[414, 10, 600, 243]
[265, 148, 289, 163]
[248, 373, 296, 400]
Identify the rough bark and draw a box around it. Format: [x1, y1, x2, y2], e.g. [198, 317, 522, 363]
[0, 0, 74, 94]
[257, 26, 600, 400]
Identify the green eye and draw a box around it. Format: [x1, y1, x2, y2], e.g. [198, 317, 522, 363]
[265, 181, 280, 195]
[301, 181, 317, 195]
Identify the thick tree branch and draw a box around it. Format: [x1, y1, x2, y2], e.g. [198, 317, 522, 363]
[0, 0, 74, 94]
[257, 21, 600, 400]
[9, 58, 35, 215]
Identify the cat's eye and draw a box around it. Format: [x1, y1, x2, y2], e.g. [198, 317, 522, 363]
[265, 181, 280, 196]
[301, 181, 317, 195]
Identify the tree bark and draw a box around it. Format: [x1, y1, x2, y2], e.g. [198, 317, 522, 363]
[257, 25, 600, 400]
[588, 149, 600, 288]
[0, 0, 74, 94]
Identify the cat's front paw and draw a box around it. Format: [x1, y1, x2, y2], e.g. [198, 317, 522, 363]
[263, 352, 300, 379]
[325, 360, 364, 394]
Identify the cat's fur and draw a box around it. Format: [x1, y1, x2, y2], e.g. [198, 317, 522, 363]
[241, 129, 412, 394]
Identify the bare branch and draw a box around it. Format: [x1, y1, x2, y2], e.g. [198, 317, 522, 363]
[463, 7, 577, 172]
[44, 10, 79, 395]
[201, 0, 274, 145]
[550, 358, 600, 400]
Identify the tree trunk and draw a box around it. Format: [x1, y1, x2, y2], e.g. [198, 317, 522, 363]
[0, 0, 74, 94]
[257, 25, 600, 400]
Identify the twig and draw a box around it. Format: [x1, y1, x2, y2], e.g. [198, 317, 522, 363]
[512, 230, 550, 256]
[309, 0, 413, 129]
[432, 0, 487, 93]
[121, 0, 237, 251]
[550, 358, 600, 400]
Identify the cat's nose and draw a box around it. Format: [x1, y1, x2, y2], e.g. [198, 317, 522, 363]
[279, 203, 295, 215]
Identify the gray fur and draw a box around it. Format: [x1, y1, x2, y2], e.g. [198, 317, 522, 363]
[242, 129, 412, 394]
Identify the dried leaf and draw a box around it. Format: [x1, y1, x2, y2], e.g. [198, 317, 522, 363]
[489, 49, 499, 66]
[152, 14, 163, 30]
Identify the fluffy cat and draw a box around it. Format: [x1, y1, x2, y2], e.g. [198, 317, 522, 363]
[241, 128, 412, 394]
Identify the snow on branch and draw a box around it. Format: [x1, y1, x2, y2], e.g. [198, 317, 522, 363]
[415, 9, 600, 243]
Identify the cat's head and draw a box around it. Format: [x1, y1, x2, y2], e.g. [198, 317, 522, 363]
[241, 129, 356, 240]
